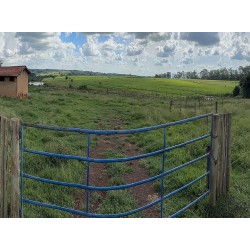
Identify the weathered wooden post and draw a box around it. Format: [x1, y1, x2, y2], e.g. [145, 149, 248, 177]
[0, 116, 9, 218]
[218, 114, 226, 196]
[210, 114, 219, 206]
[10, 118, 20, 218]
[210, 113, 232, 206]
[226, 113, 232, 192]
[217, 113, 232, 197]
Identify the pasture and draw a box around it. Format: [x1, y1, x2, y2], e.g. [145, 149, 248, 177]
[0, 76, 249, 218]
[44, 75, 238, 96]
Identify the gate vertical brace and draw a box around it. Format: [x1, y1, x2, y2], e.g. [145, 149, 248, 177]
[160, 127, 166, 218]
[86, 133, 91, 215]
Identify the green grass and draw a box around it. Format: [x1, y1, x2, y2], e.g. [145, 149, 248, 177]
[96, 190, 141, 217]
[44, 76, 238, 97]
[0, 77, 249, 218]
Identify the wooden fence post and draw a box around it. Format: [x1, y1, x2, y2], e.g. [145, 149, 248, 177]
[218, 113, 232, 196]
[210, 113, 232, 206]
[226, 113, 232, 192]
[0, 116, 9, 218]
[218, 114, 226, 197]
[11, 118, 20, 218]
[210, 114, 219, 206]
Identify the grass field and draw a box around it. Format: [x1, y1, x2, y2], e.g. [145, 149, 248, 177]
[44, 75, 238, 96]
[0, 77, 249, 218]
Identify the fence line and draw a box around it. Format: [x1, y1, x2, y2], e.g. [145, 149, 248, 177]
[0, 113, 232, 218]
[37, 85, 230, 114]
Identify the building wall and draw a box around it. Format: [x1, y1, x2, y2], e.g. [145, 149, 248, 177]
[16, 70, 29, 97]
[0, 70, 29, 98]
[0, 76, 17, 97]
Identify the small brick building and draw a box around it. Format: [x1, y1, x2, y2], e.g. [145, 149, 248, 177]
[0, 66, 31, 98]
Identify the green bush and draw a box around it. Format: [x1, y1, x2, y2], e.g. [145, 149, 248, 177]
[239, 72, 250, 98]
[233, 85, 240, 97]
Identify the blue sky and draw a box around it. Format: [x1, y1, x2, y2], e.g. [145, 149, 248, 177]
[1, 32, 250, 76]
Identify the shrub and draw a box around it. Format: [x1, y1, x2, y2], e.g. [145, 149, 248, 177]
[233, 86, 240, 97]
[239, 72, 250, 98]
[78, 85, 88, 91]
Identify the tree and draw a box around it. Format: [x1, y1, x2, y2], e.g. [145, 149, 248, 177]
[0, 59, 3, 67]
[239, 72, 250, 98]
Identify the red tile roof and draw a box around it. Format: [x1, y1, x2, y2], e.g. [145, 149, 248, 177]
[0, 66, 31, 76]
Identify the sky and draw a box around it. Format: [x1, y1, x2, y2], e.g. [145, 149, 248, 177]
[1, 32, 250, 76]
[1, 0, 249, 248]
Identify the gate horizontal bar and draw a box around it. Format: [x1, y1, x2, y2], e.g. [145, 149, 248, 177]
[22, 172, 209, 218]
[168, 190, 210, 218]
[22, 113, 212, 135]
[23, 134, 210, 163]
[22, 153, 209, 191]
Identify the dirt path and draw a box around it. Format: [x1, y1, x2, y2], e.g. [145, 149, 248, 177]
[74, 119, 160, 218]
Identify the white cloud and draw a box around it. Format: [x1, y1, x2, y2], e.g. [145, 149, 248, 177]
[155, 58, 171, 66]
[181, 57, 193, 64]
[157, 42, 177, 58]
[101, 37, 124, 52]
[126, 41, 144, 56]
[81, 36, 101, 57]
[180, 32, 220, 46]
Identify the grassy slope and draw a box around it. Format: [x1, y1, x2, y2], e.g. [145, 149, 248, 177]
[0, 78, 248, 218]
[44, 76, 238, 96]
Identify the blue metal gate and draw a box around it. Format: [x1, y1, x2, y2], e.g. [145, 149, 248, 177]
[20, 113, 214, 218]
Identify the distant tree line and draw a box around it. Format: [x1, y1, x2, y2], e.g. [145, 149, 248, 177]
[28, 73, 57, 82]
[155, 72, 171, 78]
[172, 66, 250, 81]
[155, 66, 250, 81]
